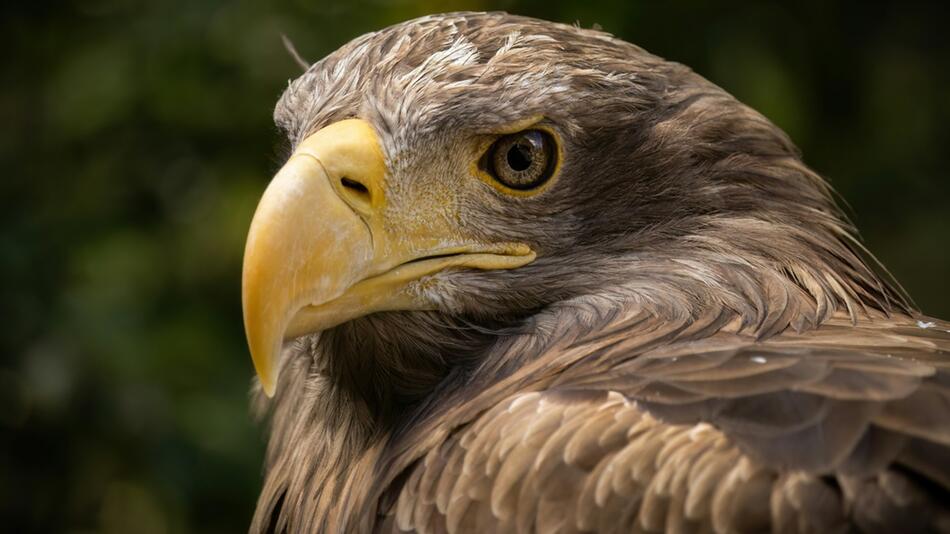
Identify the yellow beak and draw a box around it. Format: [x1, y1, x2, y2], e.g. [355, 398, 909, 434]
[242, 119, 535, 396]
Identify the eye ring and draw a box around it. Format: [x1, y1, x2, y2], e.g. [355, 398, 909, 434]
[481, 129, 558, 191]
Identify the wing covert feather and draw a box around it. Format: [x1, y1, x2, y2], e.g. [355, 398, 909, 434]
[383, 314, 950, 532]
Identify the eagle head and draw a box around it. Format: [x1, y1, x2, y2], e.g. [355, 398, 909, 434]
[244, 12, 901, 401]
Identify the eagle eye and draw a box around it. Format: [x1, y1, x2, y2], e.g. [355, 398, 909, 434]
[483, 130, 557, 190]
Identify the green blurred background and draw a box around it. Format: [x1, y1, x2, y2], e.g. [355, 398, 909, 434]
[2, 0, 948, 532]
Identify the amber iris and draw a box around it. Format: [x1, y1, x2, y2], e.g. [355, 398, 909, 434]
[484, 129, 557, 190]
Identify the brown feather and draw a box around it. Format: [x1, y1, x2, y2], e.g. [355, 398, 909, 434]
[247, 11, 950, 533]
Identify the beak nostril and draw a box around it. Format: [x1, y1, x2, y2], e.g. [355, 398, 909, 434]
[340, 177, 370, 196]
[337, 175, 375, 214]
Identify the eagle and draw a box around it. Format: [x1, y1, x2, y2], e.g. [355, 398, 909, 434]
[240, 12, 950, 533]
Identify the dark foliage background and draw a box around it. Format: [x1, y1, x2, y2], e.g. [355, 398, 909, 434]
[2, 1, 948, 532]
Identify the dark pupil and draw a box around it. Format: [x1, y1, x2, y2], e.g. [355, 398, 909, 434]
[506, 143, 534, 172]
